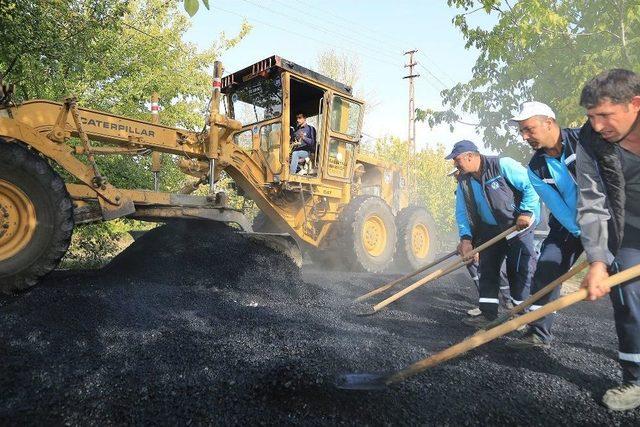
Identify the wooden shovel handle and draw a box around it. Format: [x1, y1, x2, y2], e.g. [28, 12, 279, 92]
[355, 250, 458, 303]
[385, 262, 640, 385]
[480, 260, 589, 332]
[371, 226, 518, 313]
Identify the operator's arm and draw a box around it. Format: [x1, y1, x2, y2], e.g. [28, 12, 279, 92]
[455, 183, 472, 240]
[499, 157, 539, 219]
[527, 167, 580, 236]
[575, 143, 614, 265]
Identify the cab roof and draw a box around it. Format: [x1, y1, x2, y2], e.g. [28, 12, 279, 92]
[221, 55, 354, 97]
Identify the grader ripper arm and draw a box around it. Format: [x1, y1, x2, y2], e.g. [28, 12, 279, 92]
[0, 56, 438, 292]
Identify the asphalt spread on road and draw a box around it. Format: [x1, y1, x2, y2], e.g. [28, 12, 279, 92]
[1, 222, 639, 424]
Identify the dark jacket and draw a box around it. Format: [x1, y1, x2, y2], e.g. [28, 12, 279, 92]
[576, 121, 625, 264]
[456, 155, 538, 239]
[292, 123, 316, 152]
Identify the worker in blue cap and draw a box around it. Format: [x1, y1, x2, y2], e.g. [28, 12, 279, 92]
[448, 167, 513, 316]
[446, 140, 540, 328]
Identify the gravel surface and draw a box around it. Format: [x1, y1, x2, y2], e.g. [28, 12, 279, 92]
[1, 221, 639, 425]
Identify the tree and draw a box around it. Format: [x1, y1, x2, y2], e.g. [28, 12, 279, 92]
[375, 136, 457, 234]
[315, 48, 379, 113]
[183, 0, 209, 17]
[1, 0, 251, 264]
[418, 0, 640, 161]
[2, 0, 250, 191]
[316, 49, 362, 88]
[0, 0, 128, 98]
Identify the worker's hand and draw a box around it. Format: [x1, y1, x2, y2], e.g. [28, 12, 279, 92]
[515, 214, 532, 231]
[457, 239, 473, 260]
[581, 261, 610, 301]
[473, 252, 479, 264]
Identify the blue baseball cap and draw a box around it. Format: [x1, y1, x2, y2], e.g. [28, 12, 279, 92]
[444, 140, 479, 160]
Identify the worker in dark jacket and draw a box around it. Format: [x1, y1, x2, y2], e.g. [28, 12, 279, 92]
[576, 69, 640, 411]
[289, 112, 316, 175]
[506, 101, 583, 349]
[449, 168, 512, 317]
[446, 140, 540, 328]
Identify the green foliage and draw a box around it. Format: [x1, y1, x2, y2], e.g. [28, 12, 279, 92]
[0, 0, 129, 98]
[1, 0, 251, 266]
[61, 220, 128, 268]
[419, 0, 640, 161]
[183, 0, 209, 17]
[374, 137, 457, 233]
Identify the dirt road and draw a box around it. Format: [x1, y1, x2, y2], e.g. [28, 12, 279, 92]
[1, 222, 639, 424]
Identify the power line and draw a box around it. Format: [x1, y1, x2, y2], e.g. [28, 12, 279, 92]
[227, 0, 454, 97]
[417, 62, 450, 90]
[238, 0, 404, 65]
[292, 0, 459, 89]
[211, 4, 404, 71]
[283, 0, 455, 93]
[281, 0, 407, 55]
[418, 52, 456, 85]
[292, 0, 412, 53]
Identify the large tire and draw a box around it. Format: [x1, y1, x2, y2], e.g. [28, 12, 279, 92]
[395, 206, 438, 272]
[0, 142, 74, 293]
[252, 211, 282, 233]
[336, 196, 397, 273]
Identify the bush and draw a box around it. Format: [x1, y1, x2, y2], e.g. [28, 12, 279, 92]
[374, 136, 457, 234]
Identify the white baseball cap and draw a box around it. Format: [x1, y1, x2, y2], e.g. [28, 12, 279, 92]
[509, 101, 556, 125]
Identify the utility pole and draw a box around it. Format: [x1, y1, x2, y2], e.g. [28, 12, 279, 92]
[403, 49, 419, 201]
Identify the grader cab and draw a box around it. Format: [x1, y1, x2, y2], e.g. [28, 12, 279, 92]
[0, 56, 438, 293]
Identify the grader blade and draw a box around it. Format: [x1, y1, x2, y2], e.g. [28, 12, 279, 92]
[240, 232, 302, 268]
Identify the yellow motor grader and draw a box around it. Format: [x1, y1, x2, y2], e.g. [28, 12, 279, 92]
[0, 56, 438, 293]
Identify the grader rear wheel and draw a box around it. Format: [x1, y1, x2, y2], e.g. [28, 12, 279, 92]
[0, 142, 74, 293]
[336, 196, 397, 273]
[395, 206, 438, 271]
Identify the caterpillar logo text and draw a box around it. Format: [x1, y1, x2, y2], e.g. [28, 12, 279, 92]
[80, 117, 156, 137]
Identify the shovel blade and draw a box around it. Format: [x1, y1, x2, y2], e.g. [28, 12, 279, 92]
[352, 304, 377, 317]
[335, 373, 388, 390]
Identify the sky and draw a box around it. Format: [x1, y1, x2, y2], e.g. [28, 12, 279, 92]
[183, 0, 498, 154]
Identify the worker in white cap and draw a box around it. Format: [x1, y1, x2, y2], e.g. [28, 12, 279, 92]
[507, 101, 583, 349]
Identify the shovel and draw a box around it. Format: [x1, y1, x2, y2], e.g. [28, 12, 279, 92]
[479, 260, 589, 332]
[355, 250, 458, 303]
[336, 262, 640, 390]
[363, 226, 518, 315]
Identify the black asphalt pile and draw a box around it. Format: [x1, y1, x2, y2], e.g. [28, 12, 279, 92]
[104, 221, 303, 299]
[1, 228, 640, 425]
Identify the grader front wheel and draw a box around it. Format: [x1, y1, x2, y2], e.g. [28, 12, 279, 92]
[395, 206, 438, 271]
[337, 196, 397, 273]
[0, 142, 74, 293]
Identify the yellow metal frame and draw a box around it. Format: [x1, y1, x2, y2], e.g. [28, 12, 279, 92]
[0, 61, 410, 249]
